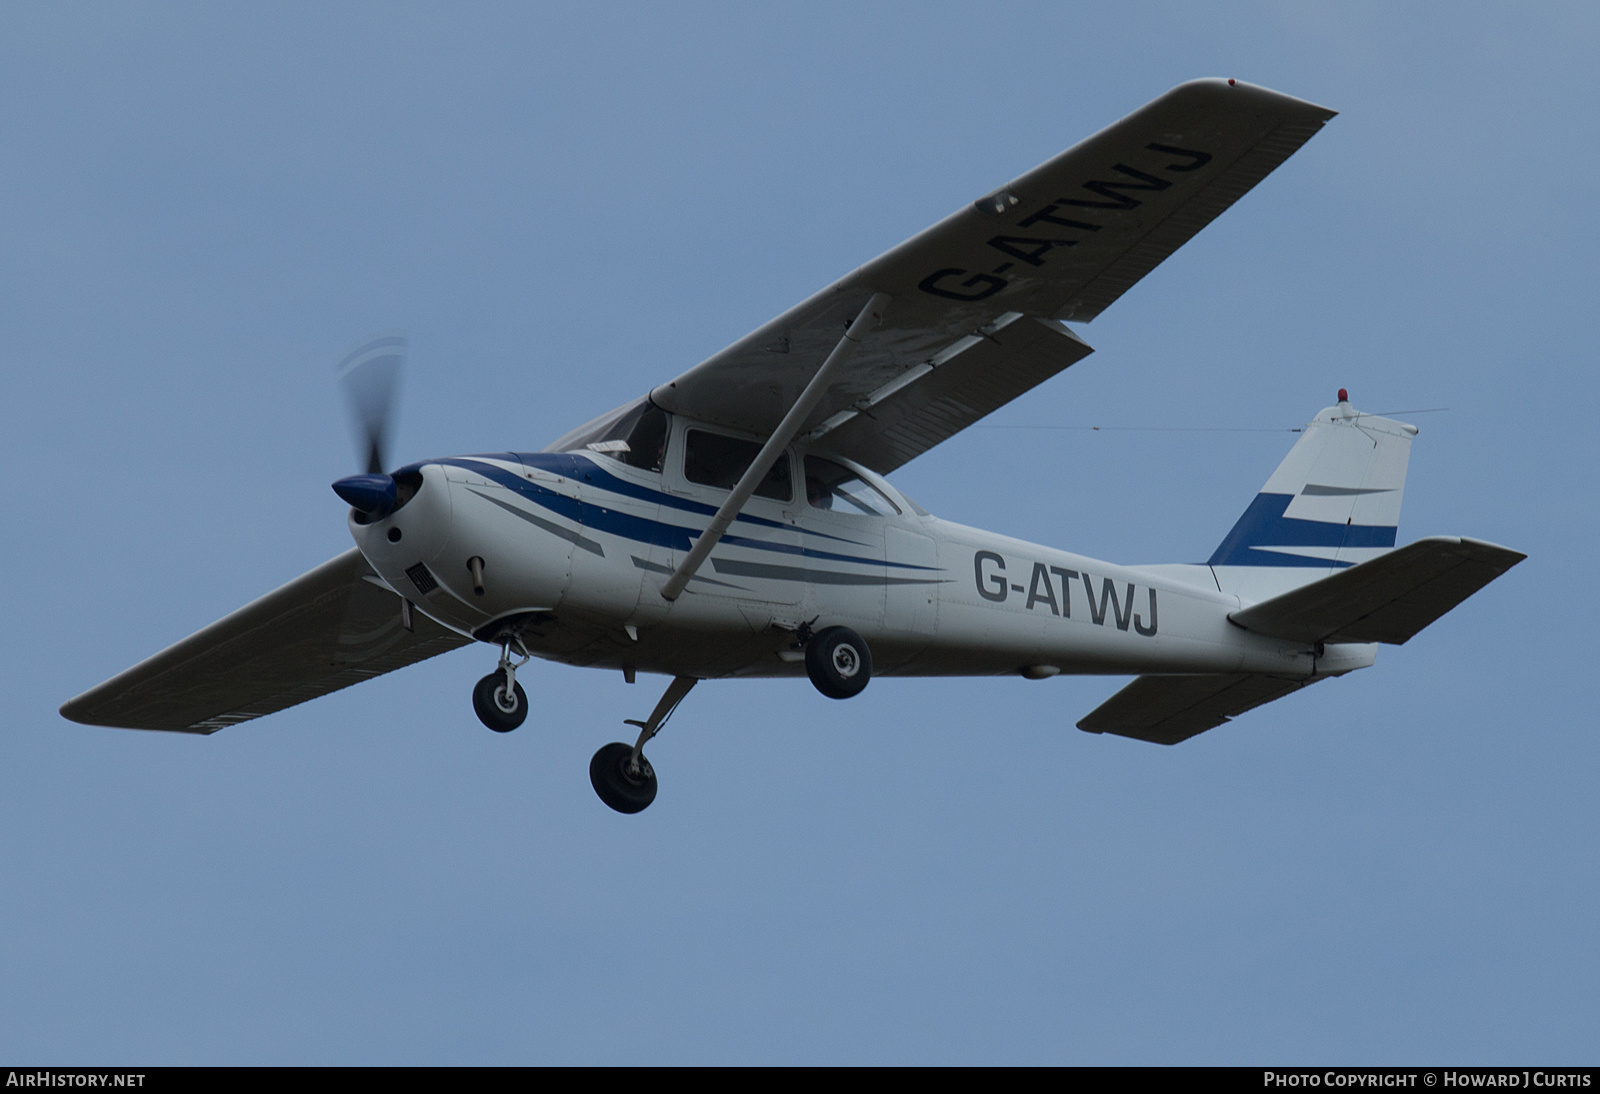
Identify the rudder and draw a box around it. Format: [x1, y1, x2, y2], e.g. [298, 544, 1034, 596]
[1209, 392, 1416, 603]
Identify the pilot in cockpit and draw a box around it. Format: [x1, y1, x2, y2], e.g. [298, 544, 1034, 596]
[806, 474, 831, 510]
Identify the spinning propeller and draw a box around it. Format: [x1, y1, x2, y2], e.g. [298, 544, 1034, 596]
[331, 334, 407, 517]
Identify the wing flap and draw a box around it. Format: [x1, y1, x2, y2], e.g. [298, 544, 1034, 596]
[1077, 672, 1319, 745]
[60, 549, 472, 733]
[810, 314, 1094, 474]
[1228, 536, 1526, 645]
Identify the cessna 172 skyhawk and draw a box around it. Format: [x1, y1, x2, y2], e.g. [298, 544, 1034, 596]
[61, 79, 1524, 813]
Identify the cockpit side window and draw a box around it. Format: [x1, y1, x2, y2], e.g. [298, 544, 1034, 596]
[803, 456, 900, 516]
[684, 429, 792, 502]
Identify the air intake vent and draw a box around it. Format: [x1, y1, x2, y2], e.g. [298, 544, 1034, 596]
[406, 563, 438, 596]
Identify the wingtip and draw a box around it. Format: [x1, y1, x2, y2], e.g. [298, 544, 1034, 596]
[1459, 537, 1529, 566]
[58, 697, 95, 726]
[1168, 77, 1338, 121]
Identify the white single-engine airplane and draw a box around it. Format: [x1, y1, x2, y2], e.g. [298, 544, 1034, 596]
[62, 80, 1524, 813]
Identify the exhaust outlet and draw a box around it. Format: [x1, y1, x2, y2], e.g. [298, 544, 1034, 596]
[467, 556, 486, 596]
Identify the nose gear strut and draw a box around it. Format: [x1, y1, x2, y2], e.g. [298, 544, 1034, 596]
[472, 637, 530, 733]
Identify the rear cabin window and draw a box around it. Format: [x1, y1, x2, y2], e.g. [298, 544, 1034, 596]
[684, 430, 792, 502]
[804, 456, 900, 516]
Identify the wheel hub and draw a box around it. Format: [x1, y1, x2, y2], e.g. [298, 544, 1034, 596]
[831, 646, 859, 677]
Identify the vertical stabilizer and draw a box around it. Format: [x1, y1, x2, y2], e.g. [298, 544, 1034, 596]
[1209, 393, 1416, 603]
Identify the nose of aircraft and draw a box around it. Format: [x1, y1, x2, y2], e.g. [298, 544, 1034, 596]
[332, 472, 397, 516]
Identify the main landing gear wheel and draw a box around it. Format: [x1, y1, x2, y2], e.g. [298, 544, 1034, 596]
[590, 742, 658, 814]
[593, 675, 694, 815]
[473, 672, 528, 732]
[805, 625, 872, 700]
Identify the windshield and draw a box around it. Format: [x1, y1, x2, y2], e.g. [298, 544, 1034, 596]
[561, 401, 670, 472]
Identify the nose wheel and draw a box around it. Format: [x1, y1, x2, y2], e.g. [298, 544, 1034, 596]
[473, 639, 530, 732]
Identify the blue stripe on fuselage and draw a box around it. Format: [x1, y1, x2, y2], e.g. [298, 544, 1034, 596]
[1207, 492, 1396, 568]
[436, 457, 939, 571]
[513, 452, 864, 544]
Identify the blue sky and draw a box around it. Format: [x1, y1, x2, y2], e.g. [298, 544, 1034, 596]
[3, 3, 1596, 1063]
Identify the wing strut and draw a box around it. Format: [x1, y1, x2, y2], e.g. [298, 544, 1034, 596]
[659, 292, 890, 601]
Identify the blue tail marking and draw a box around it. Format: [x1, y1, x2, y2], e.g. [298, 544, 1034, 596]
[1208, 493, 1396, 568]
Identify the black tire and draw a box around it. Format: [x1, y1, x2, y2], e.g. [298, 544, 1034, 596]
[589, 742, 658, 814]
[805, 625, 872, 700]
[472, 672, 528, 732]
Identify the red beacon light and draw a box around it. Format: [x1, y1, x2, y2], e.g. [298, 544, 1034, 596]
[1337, 388, 1349, 402]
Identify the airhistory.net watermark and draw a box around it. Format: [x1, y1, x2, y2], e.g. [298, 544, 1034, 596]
[5, 1074, 145, 1088]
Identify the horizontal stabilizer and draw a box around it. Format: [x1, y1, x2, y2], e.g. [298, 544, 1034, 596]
[60, 549, 472, 733]
[1077, 673, 1319, 745]
[1228, 536, 1526, 645]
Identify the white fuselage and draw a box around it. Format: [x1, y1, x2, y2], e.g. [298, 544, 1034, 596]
[349, 424, 1373, 686]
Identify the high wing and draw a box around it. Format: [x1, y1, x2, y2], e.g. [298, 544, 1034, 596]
[643, 79, 1335, 474]
[60, 549, 471, 733]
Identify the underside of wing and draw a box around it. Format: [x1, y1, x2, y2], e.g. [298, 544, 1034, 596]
[640, 79, 1334, 473]
[1077, 672, 1321, 745]
[60, 549, 472, 733]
